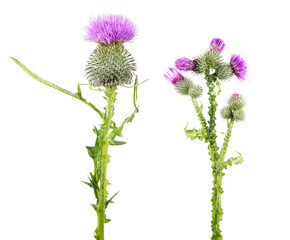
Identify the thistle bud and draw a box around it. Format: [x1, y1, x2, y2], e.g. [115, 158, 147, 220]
[86, 43, 136, 87]
[221, 93, 246, 122]
[215, 63, 233, 81]
[220, 106, 232, 120]
[232, 108, 246, 121]
[189, 84, 203, 99]
[175, 79, 193, 96]
[228, 93, 245, 110]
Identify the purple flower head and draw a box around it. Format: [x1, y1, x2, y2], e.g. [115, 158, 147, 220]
[175, 57, 196, 72]
[210, 38, 226, 53]
[164, 68, 184, 85]
[85, 15, 137, 44]
[230, 54, 247, 81]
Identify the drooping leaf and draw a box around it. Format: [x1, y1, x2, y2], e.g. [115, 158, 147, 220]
[10, 57, 104, 118]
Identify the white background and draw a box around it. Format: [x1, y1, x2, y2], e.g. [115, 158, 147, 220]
[1, 0, 290, 239]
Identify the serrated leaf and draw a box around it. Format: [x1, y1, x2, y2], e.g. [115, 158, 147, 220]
[185, 128, 199, 140]
[82, 181, 93, 188]
[91, 204, 98, 212]
[86, 146, 98, 159]
[223, 152, 244, 168]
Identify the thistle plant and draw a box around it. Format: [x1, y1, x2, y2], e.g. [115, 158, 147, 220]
[165, 38, 247, 240]
[11, 14, 143, 240]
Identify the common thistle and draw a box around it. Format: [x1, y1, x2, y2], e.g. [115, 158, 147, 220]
[85, 15, 137, 87]
[11, 14, 142, 240]
[165, 38, 248, 240]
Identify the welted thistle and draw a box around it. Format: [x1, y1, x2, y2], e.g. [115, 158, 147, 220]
[11, 14, 142, 240]
[165, 38, 247, 240]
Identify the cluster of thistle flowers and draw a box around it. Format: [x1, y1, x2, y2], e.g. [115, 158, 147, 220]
[85, 15, 137, 87]
[164, 38, 247, 122]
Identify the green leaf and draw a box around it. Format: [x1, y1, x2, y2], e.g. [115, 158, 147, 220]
[86, 146, 98, 159]
[82, 181, 93, 188]
[110, 139, 127, 146]
[10, 57, 104, 118]
[223, 152, 244, 168]
[105, 218, 111, 223]
[105, 191, 119, 208]
[184, 123, 207, 141]
[133, 75, 139, 113]
[77, 83, 83, 99]
[91, 204, 98, 212]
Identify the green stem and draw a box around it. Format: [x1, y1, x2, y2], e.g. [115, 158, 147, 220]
[204, 69, 224, 240]
[192, 98, 209, 136]
[220, 120, 234, 163]
[95, 86, 117, 240]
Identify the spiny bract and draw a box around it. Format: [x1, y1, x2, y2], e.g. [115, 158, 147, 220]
[86, 43, 136, 87]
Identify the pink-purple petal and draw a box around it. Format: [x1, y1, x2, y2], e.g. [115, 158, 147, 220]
[175, 57, 195, 71]
[164, 68, 184, 85]
[85, 15, 137, 44]
[210, 38, 226, 53]
[230, 54, 247, 81]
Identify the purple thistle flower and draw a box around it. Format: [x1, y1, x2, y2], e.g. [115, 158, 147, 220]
[210, 38, 226, 53]
[230, 54, 247, 81]
[164, 68, 184, 85]
[85, 15, 137, 44]
[231, 92, 241, 99]
[175, 57, 196, 71]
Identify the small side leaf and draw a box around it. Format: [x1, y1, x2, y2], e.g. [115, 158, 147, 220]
[77, 83, 83, 99]
[105, 191, 119, 208]
[110, 139, 127, 146]
[184, 124, 207, 141]
[223, 152, 244, 169]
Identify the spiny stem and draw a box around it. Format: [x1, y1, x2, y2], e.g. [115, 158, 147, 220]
[95, 86, 117, 240]
[220, 120, 234, 163]
[204, 68, 224, 240]
[192, 98, 209, 136]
